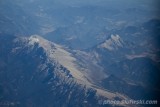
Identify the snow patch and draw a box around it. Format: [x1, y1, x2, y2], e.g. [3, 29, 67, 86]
[29, 36, 39, 45]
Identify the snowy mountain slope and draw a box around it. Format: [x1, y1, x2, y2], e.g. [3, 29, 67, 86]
[98, 34, 125, 51]
[0, 35, 133, 107]
[27, 35, 130, 101]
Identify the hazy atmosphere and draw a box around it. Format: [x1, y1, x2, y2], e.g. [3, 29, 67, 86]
[0, 0, 160, 107]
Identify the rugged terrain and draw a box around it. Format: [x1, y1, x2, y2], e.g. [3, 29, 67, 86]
[0, 0, 160, 107]
[0, 35, 132, 107]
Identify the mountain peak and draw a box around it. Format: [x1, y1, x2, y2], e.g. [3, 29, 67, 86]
[98, 34, 124, 51]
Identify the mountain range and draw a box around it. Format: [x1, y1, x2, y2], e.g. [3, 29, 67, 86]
[0, 0, 160, 107]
